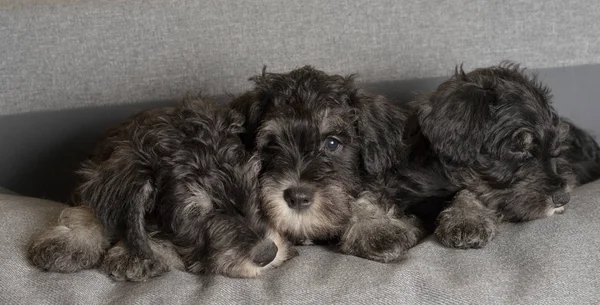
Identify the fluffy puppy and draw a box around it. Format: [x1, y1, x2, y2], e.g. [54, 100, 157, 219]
[406, 63, 600, 249]
[230, 66, 426, 263]
[28, 98, 296, 281]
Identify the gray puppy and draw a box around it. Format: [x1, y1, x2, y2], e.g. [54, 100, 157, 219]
[231, 66, 426, 263]
[28, 98, 296, 281]
[404, 63, 600, 249]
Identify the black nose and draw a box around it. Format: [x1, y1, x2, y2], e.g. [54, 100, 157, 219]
[552, 191, 570, 207]
[283, 187, 314, 210]
[251, 240, 278, 267]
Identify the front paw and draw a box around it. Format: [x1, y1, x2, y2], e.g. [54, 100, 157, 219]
[435, 206, 498, 249]
[340, 215, 423, 263]
[28, 226, 106, 272]
[101, 244, 169, 282]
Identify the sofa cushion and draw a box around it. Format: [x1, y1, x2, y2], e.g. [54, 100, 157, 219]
[1, 181, 599, 304]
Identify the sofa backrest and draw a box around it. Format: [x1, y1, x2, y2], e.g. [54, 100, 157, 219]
[2, 0, 600, 115]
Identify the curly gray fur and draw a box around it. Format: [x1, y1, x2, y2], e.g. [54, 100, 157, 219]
[29, 98, 295, 281]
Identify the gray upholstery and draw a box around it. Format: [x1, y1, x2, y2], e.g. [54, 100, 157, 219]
[1, 181, 600, 304]
[1, 0, 600, 115]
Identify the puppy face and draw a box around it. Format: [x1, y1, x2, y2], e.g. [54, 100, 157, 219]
[232, 66, 410, 242]
[257, 106, 360, 242]
[417, 63, 577, 221]
[231, 66, 377, 242]
[163, 107, 297, 278]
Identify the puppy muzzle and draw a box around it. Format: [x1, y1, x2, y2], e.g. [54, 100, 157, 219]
[283, 186, 315, 210]
[250, 240, 278, 267]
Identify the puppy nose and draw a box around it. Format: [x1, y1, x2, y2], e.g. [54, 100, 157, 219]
[552, 191, 570, 207]
[251, 240, 278, 267]
[283, 187, 314, 210]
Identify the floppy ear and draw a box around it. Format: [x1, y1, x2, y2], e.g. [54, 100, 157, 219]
[417, 82, 494, 165]
[354, 92, 408, 175]
[229, 89, 271, 150]
[228, 67, 285, 150]
[504, 130, 534, 160]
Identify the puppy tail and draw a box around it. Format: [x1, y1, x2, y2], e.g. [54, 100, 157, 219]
[28, 206, 110, 273]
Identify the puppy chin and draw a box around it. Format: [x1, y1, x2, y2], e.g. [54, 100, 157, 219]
[547, 206, 565, 216]
[544, 196, 567, 217]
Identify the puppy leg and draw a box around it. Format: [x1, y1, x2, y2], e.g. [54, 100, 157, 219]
[28, 206, 110, 272]
[96, 180, 171, 282]
[435, 189, 499, 249]
[101, 237, 179, 282]
[339, 192, 426, 263]
[100, 216, 171, 282]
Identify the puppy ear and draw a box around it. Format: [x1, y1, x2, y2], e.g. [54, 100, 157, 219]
[229, 90, 270, 149]
[505, 130, 534, 160]
[229, 67, 283, 149]
[354, 92, 408, 175]
[417, 82, 494, 165]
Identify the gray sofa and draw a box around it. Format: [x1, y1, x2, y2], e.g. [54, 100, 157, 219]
[1, 1, 599, 304]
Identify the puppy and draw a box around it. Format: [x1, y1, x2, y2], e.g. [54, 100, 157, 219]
[406, 63, 600, 249]
[230, 66, 426, 262]
[28, 98, 296, 281]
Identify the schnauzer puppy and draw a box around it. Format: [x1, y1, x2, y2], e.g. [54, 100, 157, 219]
[230, 66, 426, 263]
[28, 98, 296, 281]
[406, 63, 600, 249]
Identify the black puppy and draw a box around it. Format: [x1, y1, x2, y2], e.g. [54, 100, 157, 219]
[405, 63, 600, 249]
[231, 66, 426, 263]
[28, 98, 295, 281]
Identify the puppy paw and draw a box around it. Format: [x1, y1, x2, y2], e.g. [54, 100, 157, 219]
[28, 225, 108, 273]
[352, 219, 422, 263]
[27, 226, 103, 272]
[28, 207, 110, 273]
[435, 206, 499, 249]
[101, 244, 169, 282]
[341, 196, 424, 263]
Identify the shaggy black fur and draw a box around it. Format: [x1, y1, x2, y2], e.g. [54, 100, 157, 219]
[563, 119, 600, 184]
[230, 66, 426, 262]
[28, 98, 296, 281]
[401, 63, 600, 249]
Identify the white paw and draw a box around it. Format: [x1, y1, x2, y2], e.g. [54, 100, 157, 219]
[299, 239, 314, 246]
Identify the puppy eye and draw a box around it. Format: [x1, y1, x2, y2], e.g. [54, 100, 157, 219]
[324, 137, 342, 152]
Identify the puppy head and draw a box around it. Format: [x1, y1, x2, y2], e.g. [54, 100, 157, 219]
[257, 104, 360, 242]
[417, 63, 576, 220]
[232, 66, 362, 241]
[173, 106, 296, 278]
[234, 66, 408, 241]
